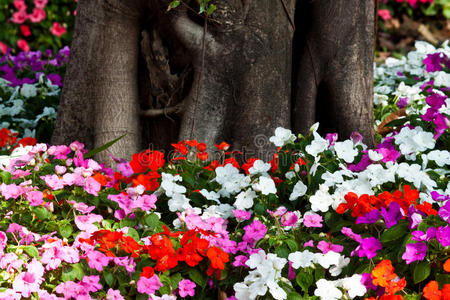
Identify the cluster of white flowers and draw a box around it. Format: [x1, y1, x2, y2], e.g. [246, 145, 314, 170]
[233, 250, 288, 300]
[159, 173, 191, 212]
[269, 127, 296, 147]
[314, 275, 367, 300]
[288, 250, 350, 277]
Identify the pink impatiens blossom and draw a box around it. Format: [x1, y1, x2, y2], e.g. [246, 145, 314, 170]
[12, 272, 41, 297]
[107, 288, 125, 300]
[41, 174, 64, 190]
[25, 191, 44, 206]
[80, 275, 102, 293]
[303, 213, 323, 228]
[0, 289, 21, 299]
[47, 145, 70, 159]
[33, 0, 48, 9]
[68, 200, 95, 214]
[134, 194, 157, 211]
[0, 232, 7, 254]
[137, 275, 163, 295]
[75, 213, 103, 232]
[178, 279, 196, 297]
[11, 10, 27, 24]
[232, 209, 251, 221]
[86, 250, 111, 271]
[0, 183, 25, 199]
[84, 176, 101, 196]
[281, 211, 298, 227]
[317, 241, 344, 254]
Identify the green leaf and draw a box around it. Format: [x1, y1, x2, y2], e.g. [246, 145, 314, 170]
[380, 222, 408, 243]
[275, 247, 289, 259]
[170, 273, 182, 289]
[314, 267, 325, 281]
[436, 273, 450, 286]
[84, 134, 126, 159]
[188, 268, 207, 288]
[0, 171, 12, 184]
[169, 0, 180, 9]
[287, 292, 303, 300]
[443, 4, 450, 19]
[383, 117, 408, 128]
[126, 227, 140, 242]
[61, 263, 85, 282]
[413, 261, 430, 284]
[32, 206, 51, 220]
[278, 152, 296, 174]
[104, 272, 114, 286]
[145, 213, 161, 231]
[23, 246, 39, 258]
[286, 239, 298, 252]
[59, 222, 73, 239]
[296, 271, 313, 292]
[206, 4, 216, 15]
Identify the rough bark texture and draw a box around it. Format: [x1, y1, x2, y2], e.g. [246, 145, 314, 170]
[293, 0, 375, 147]
[52, 0, 375, 161]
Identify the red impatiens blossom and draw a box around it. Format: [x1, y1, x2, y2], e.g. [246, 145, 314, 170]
[50, 22, 66, 37]
[423, 281, 442, 300]
[197, 142, 207, 152]
[132, 172, 161, 191]
[145, 234, 177, 272]
[17, 39, 30, 52]
[196, 152, 208, 161]
[140, 266, 155, 278]
[204, 160, 220, 171]
[416, 201, 438, 216]
[215, 142, 230, 151]
[129, 150, 164, 174]
[172, 141, 188, 155]
[242, 158, 259, 175]
[20, 25, 31, 37]
[206, 246, 229, 270]
[0, 128, 18, 147]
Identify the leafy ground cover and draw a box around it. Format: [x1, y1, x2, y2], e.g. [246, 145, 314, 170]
[0, 41, 448, 299]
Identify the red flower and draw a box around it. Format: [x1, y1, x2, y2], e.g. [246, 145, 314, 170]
[50, 22, 66, 37]
[206, 246, 229, 270]
[129, 150, 164, 174]
[15, 137, 36, 148]
[196, 152, 208, 161]
[197, 142, 207, 152]
[0, 128, 18, 147]
[172, 141, 188, 155]
[120, 236, 141, 257]
[0, 42, 8, 54]
[416, 201, 438, 216]
[242, 158, 259, 175]
[132, 172, 160, 191]
[215, 142, 230, 151]
[204, 160, 220, 171]
[17, 39, 30, 52]
[20, 25, 31, 37]
[185, 140, 199, 147]
[140, 266, 154, 278]
[222, 157, 239, 169]
[423, 281, 442, 300]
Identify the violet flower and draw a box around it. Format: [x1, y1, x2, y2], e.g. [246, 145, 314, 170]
[402, 241, 427, 264]
[381, 202, 404, 228]
[356, 209, 380, 224]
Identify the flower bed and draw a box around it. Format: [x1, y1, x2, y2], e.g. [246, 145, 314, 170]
[0, 41, 448, 299]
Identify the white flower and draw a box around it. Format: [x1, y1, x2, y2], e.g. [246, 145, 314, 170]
[252, 176, 277, 195]
[160, 173, 186, 197]
[368, 150, 383, 162]
[306, 131, 328, 157]
[289, 180, 307, 201]
[339, 275, 367, 299]
[373, 93, 389, 106]
[234, 189, 257, 210]
[328, 255, 350, 277]
[215, 164, 246, 197]
[167, 193, 191, 212]
[233, 282, 252, 300]
[314, 279, 342, 300]
[317, 251, 341, 269]
[427, 150, 450, 167]
[267, 280, 287, 300]
[269, 127, 296, 147]
[285, 171, 295, 180]
[395, 127, 435, 155]
[334, 140, 358, 163]
[309, 185, 334, 212]
[199, 189, 220, 203]
[434, 71, 450, 87]
[249, 160, 271, 175]
[20, 83, 37, 98]
[288, 250, 316, 269]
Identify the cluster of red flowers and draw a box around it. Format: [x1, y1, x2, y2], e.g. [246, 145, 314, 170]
[337, 185, 420, 217]
[0, 128, 36, 149]
[171, 140, 211, 162]
[368, 260, 406, 300]
[422, 281, 450, 300]
[82, 226, 229, 279]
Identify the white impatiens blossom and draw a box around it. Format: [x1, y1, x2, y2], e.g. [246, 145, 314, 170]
[316, 251, 342, 269]
[328, 254, 350, 277]
[233, 250, 288, 300]
[333, 140, 358, 163]
[248, 160, 271, 175]
[202, 204, 234, 219]
[288, 250, 316, 269]
[339, 275, 367, 299]
[396, 162, 436, 190]
[434, 71, 450, 87]
[269, 127, 296, 147]
[306, 131, 329, 157]
[289, 180, 307, 201]
[309, 185, 334, 212]
[234, 189, 257, 210]
[199, 189, 220, 203]
[368, 150, 383, 162]
[314, 279, 342, 300]
[427, 150, 450, 167]
[252, 176, 277, 195]
[394, 126, 435, 156]
[215, 164, 248, 197]
[20, 83, 37, 98]
[160, 173, 186, 197]
[167, 193, 191, 212]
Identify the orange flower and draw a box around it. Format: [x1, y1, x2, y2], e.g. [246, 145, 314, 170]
[215, 142, 230, 151]
[423, 281, 442, 300]
[371, 260, 396, 288]
[206, 246, 229, 270]
[444, 258, 450, 273]
[416, 201, 438, 216]
[379, 295, 403, 300]
[92, 172, 110, 187]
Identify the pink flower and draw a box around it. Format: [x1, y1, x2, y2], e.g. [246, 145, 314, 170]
[33, 0, 48, 9]
[55, 165, 67, 175]
[55, 281, 86, 298]
[41, 174, 64, 190]
[107, 288, 124, 300]
[84, 176, 101, 196]
[11, 10, 27, 24]
[0, 42, 8, 54]
[303, 240, 315, 247]
[50, 22, 66, 37]
[134, 194, 157, 211]
[137, 275, 163, 295]
[25, 191, 44, 206]
[317, 241, 344, 254]
[232, 209, 251, 221]
[378, 9, 392, 21]
[281, 211, 298, 226]
[13, 0, 27, 11]
[303, 213, 323, 228]
[0, 289, 21, 299]
[86, 250, 110, 271]
[0, 183, 25, 199]
[29, 8, 46, 23]
[47, 145, 71, 159]
[12, 272, 40, 297]
[81, 275, 102, 293]
[68, 200, 95, 214]
[75, 213, 103, 232]
[178, 279, 196, 297]
[0, 232, 7, 254]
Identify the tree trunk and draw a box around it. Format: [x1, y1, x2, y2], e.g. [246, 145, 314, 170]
[52, 0, 375, 161]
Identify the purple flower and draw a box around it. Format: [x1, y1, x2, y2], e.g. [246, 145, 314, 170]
[317, 241, 344, 254]
[436, 226, 450, 247]
[381, 202, 403, 228]
[402, 241, 427, 264]
[426, 93, 447, 109]
[341, 227, 363, 243]
[356, 209, 380, 224]
[353, 237, 382, 259]
[351, 132, 363, 144]
[432, 191, 450, 202]
[325, 133, 338, 146]
[396, 97, 408, 108]
[411, 230, 427, 242]
[422, 107, 438, 122]
[433, 113, 449, 139]
[407, 206, 423, 230]
[243, 220, 267, 246]
[438, 200, 450, 223]
[348, 154, 371, 172]
[423, 52, 449, 72]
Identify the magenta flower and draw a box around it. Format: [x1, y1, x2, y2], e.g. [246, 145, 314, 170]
[352, 237, 382, 259]
[137, 275, 163, 295]
[325, 133, 338, 146]
[303, 240, 314, 248]
[341, 227, 363, 243]
[402, 241, 427, 264]
[232, 255, 249, 267]
[134, 194, 157, 211]
[12, 272, 40, 297]
[178, 279, 196, 297]
[396, 97, 408, 108]
[47, 145, 71, 159]
[381, 202, 404, 228]
[436, 226, 450, 247]
[423, 52, 449, 72]
[317, 241, 344, 254]
[233, 209, 251, 221]
[0, 232, 7, 254]
[281, 211, 298, 226]
[107, 288, 125, 300]
[356, 209, 380, 224]
[81, 275, 102, 293]
[86, 250, 110, 271]
[303, 213, 323, 228]
[438, 200, 450, 223]
[243, 220, 267, 246]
